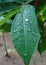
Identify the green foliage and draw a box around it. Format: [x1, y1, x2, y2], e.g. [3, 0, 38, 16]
[0, 19, 12, 32]
[0, 3, 20, 15]
[0, 8, 19, 26]
[36, 0, 46, 22]
[0, 0, 36, 4]
[0, 0, 46, 65]
[11, 5, 40, 65]
[38, 36, 46, 53]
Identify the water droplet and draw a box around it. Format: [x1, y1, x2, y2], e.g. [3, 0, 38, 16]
[13, 30, 16, 32]
[19, 38, 21, 41]
[24, 13, 25, 15]
[15, 29, 19, 32]
[36, 33, 38, 36]
[20, 27, 22, 29]
[33, 32, 35, 35]
[28, 29, 31, 31]
[30, 21, 32, 23]
[24, 11, 27, 14]
[28, 11, 30, 13]
[17, 32, 20, 36]
[24, 53, 27, 56]
[34, 38, 36, 42]
[26, 19, 28, 21]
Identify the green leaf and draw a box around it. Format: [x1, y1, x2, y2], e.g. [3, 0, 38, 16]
[11, 5, 40, 65]
[0, 19, 12, 32]
[0, 0, 34, 4]
[39, 6, 46, 22]
[38, 37, 46, 53]
[0, 3, 20, 15]
[35, 1, 46, 22]
[36, 1, 46, 15]
[0, 8, 19, 26]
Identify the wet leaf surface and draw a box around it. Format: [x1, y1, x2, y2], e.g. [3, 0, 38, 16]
[11, 5, 40, 65]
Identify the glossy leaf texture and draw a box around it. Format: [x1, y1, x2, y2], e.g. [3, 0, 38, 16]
[11, 5, 40, 65]
[0, 8, 19, 26]
[0, 0, 37, 4]
[0, 3, 20, 15]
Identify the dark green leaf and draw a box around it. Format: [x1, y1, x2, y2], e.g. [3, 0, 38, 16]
[35, 1, 46, 22]
[38, 37, 46, 53]
[0, 3, 20, 15]
[0, 8, 19, 26]
[11, 5, 40, 65]
[0, 0, 36, 4]
[0, 19, 12, 32]
[0, 23, 11, 32]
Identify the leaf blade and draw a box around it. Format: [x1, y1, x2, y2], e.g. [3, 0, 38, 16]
[0, 8, 19, 26]
[0, 0, 33, 4]
[0, 3, 20, 15]
[11, 5, 40, 65]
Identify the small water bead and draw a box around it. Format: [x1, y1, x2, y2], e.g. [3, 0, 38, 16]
[20, 27, 23, 29]
[30, 21, 32, 24]
[28, 29, 31, 31]
[25, 19, 29, 21]
[32, 32, 35, 35]
[24, 53, 27, 56]
[13, 30, 16, 32]
[36, 33, 39, 36]
[24, 13, 26, 15]
[15, 29, 19, 32]
[19, 38, 21, 41]
[34, 38, 37, 42]
[17, 32, 20, 36]
[24, 11, 27, 14]
[27, 11, 30, 13]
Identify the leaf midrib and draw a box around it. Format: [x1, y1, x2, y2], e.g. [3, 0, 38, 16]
[22, 7, 27, 53]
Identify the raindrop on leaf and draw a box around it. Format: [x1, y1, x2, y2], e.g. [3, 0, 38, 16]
[26, 19, 28, 21]
[30, 21, 32, 23]
[24, 53, 27, 56]
[24, 11, 27, 14]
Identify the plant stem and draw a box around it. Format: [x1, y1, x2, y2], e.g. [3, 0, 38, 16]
[34, 0, 42, 7]
[2, 32, 9, 57]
